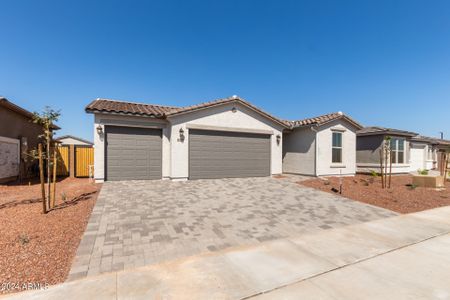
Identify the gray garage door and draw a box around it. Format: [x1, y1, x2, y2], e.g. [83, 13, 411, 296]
[105, 126, 162, 181]
[189, 129, 271, 179]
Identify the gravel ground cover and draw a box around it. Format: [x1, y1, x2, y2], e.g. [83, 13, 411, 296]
[0, 178, 101, 295]
[300, 174, 450, 214]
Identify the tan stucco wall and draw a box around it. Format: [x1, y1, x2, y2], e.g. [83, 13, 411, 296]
[316, 120, 358, 176]
[0, 106, 43, 151]
[167, 102, 284, 180]
[282, 127, 316, 176]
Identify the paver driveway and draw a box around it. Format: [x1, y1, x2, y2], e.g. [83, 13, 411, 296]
[69, 176, 396, 280]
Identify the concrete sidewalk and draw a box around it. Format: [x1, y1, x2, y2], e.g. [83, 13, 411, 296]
[5, 206, 450, 300]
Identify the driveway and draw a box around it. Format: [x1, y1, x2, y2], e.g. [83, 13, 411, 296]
[69, 176, 396, 280]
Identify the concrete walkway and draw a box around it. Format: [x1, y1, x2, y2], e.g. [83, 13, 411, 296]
[5, 206, 450, 300]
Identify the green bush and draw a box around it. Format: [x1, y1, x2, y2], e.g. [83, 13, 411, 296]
[408, 184, 417, 190]
[417, 169, 428, 175]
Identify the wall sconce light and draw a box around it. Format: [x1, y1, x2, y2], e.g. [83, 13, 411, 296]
[96, 125, 103, 135]
[231, 107, 237, 113]
[179, 127, 185, 142]
[276, 134, 281, 145]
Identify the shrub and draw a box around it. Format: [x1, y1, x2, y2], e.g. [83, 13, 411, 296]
[370, 170, 379, 177]
[407, 184, 417, 190]
[18, 234, 30, 245]
[417, 169, 429, 175]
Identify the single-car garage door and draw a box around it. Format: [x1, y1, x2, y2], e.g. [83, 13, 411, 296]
[189, 129, 271, 179]
[105, 126, 162, 181]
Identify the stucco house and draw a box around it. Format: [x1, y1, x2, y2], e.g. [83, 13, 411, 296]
[409, 135, 450, 171]
[0, 97, 59, 182]
[56, 135, 93, 146]
[85, 96, 288, 182]
[282, 112, 363, 176]
[356, 126, 418, 174]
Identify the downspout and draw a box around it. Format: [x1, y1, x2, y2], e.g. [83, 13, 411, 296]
[311, 125, 319, 176]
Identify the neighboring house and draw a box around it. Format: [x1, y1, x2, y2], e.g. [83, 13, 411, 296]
[410, 135, 450, 171]
[0, 97, 59, 182]
[356, 126, 418, 174]
[56, 135, 93, 146]
[283, 112, 363, 176]
[409, 135, 440, 171]
[85, 96, 288, 182]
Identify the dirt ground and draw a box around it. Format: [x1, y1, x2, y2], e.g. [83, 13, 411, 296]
[0, 177, 101, 294]
[300, 174, 450, 214]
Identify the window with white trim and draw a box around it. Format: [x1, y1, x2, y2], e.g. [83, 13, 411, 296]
[390, 137, 405, 164]
[332, 132, 342, 163]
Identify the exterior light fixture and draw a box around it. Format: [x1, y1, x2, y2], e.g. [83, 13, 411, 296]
[96, 125, 103, 135]
[231, 107, 237, 113]
[179, 127, 185, 141]
[276, 134, 281, 145]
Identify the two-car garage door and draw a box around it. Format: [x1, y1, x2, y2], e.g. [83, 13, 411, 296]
[105, 126, 271, 181]
[189, 130, 271, 179]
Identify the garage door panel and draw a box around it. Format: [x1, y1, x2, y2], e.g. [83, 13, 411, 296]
[189, 129, 270, 179]
[106, 126, 162, 181]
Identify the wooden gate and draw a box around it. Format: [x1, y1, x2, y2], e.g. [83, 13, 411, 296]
[75, 146, 94, 177]
[56, 146, 70, 176]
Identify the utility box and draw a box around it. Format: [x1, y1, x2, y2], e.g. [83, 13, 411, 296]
[412, 175, 445, 188]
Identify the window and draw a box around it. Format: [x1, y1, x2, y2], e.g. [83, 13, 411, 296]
[428, 147, 433, 160]
[390, 138, 405, 164]
[332, 132, 342, 163]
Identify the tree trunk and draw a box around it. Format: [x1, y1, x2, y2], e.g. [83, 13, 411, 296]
[46, 130, 51, 211]
[384, 146, 388, 188]
[52, 144, 57, 208]
[38, 143, 46, 214]
[379, 148, 384, 189]
[389, 148, 393, 188]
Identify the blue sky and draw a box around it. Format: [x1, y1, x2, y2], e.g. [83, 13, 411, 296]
[1, 0, 449, 141]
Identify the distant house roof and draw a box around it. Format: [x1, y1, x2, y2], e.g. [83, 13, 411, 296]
[0, 97, 60, 130]
[411, 135, 450, 146]
[357, 126, 418, 137]
[287, 112, 363, 130]
[56, 135, 93, 145]
[85, 96, 289, 128]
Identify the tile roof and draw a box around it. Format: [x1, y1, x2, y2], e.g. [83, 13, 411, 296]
[85, 96, 289, 128]
[85, 98, 178, 117]
[357, 126, 418, 137]
[288, 112, 363, 129]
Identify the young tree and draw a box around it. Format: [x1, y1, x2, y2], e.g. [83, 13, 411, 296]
[32, 107, 60, 213]
[379, 136, 393, 189]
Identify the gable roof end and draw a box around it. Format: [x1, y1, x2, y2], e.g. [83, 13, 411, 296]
[164, 96, 289, 128]
[288, 112, 363, 130]
[56, 135, 93, 145]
